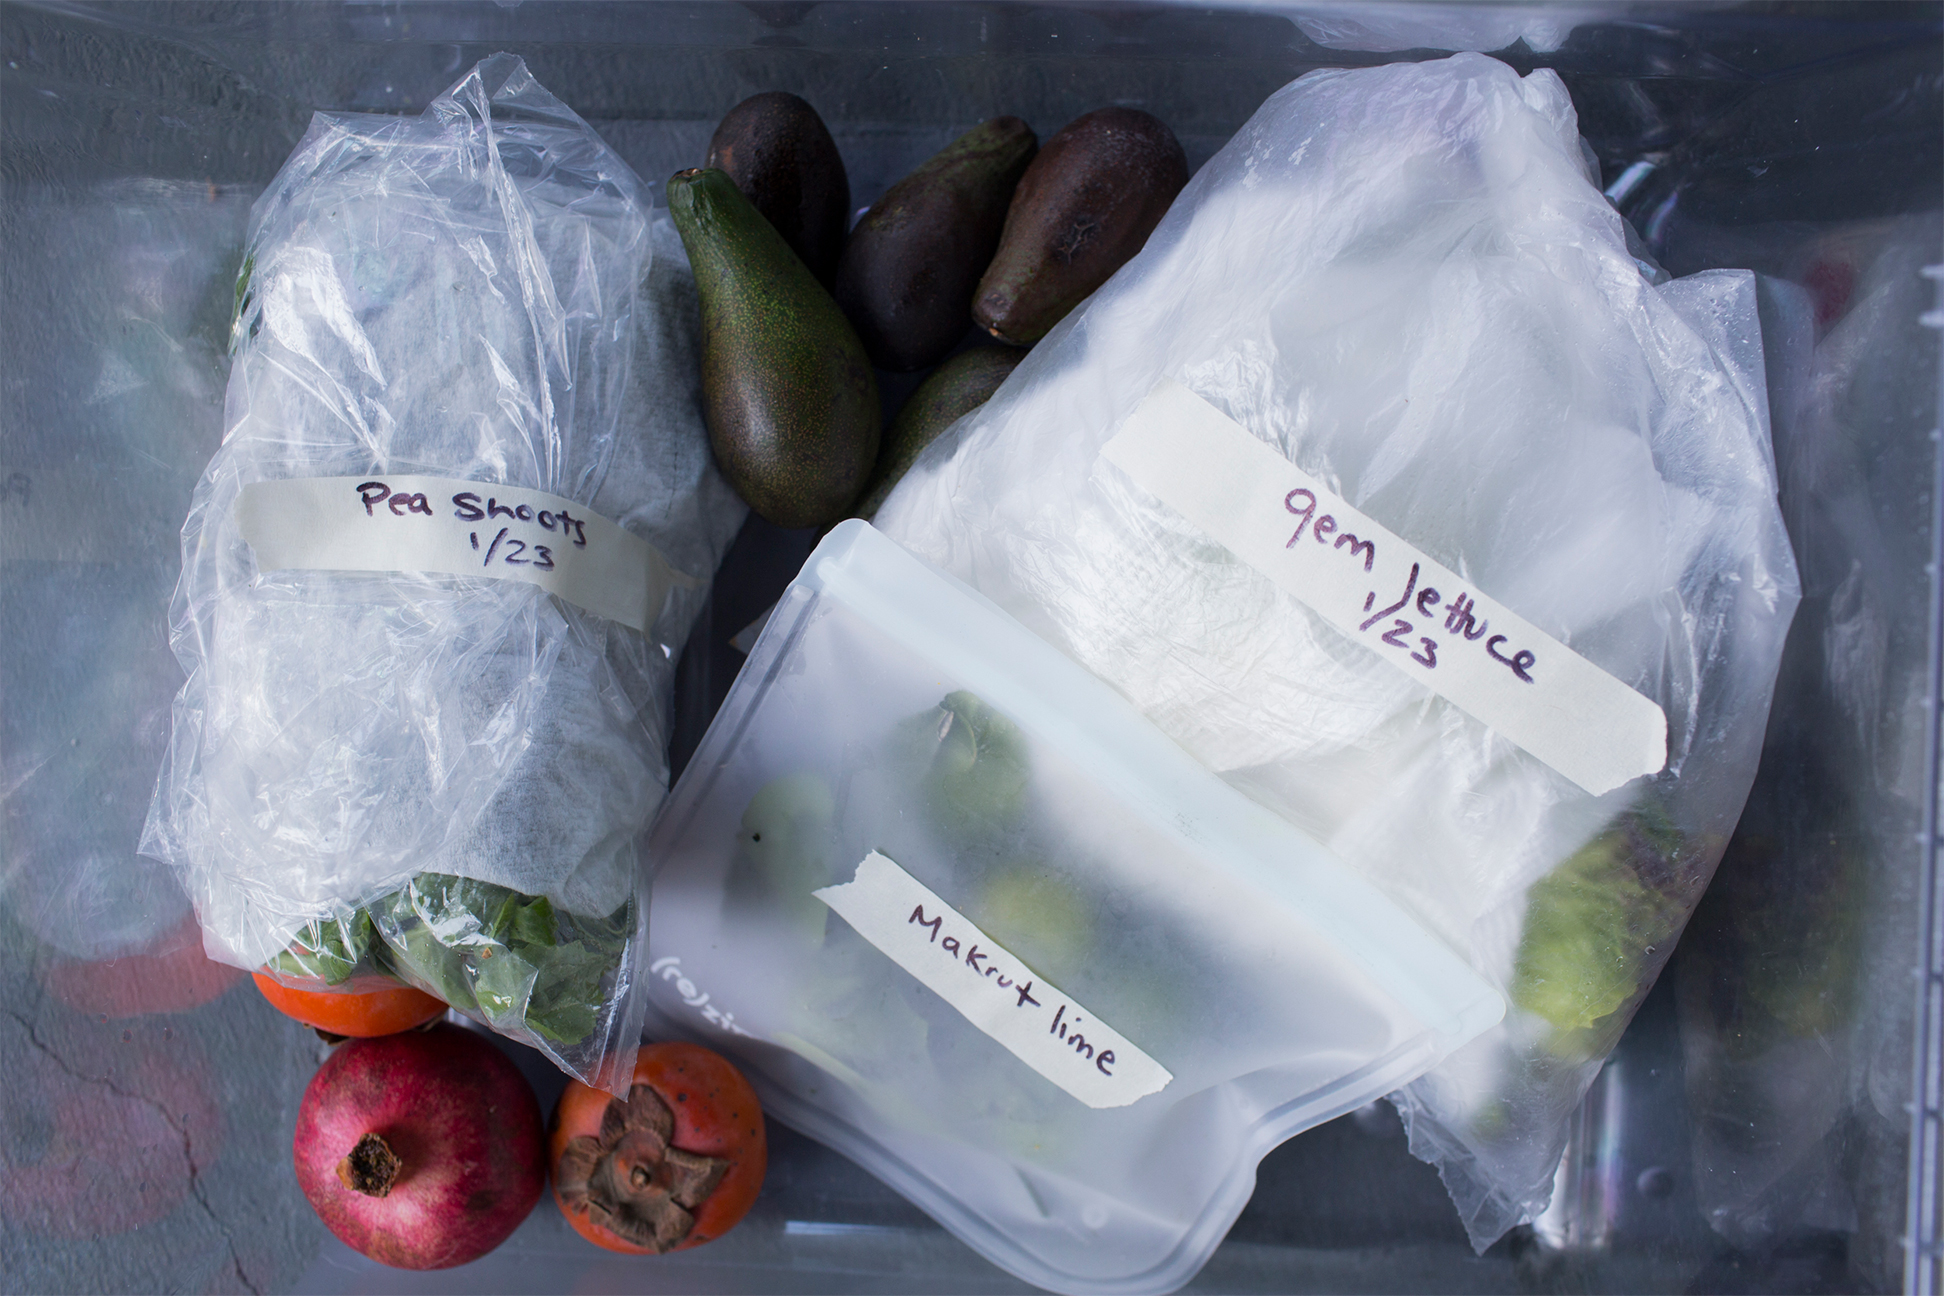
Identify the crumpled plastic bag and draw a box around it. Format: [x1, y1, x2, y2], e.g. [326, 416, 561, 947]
[140, 54, 745, 1086]
[874, 52, 1799, 1250]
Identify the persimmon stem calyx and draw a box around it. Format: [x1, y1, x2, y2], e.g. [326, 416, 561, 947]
[554, 1084, 730, 1252]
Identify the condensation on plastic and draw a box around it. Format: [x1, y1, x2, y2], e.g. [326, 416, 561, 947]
[4, 181, 251, 971]
[645, 521, 1504, 1296]
[1670, 213, 1944, 1273]
[138, 55, 745, 1086]
[872, 53, 1800, 1253]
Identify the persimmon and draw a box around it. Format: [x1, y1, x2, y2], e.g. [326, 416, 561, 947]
[252, 972, 446, 1037]
[549, 1042, 766, 1254]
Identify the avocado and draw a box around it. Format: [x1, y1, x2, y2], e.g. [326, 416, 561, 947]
[668, 167, 880, 529]
[706, 91, 851, 287]
[973, 107, 1188, 346]
[853, 345, 1024, 519]
[834, 117, 1038, 372]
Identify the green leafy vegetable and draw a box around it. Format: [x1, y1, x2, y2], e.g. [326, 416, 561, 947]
[376, 874, 630, 1049]
[1512, 807, 1688, 1057]
[267, 909, 380, 985]
[266, 875, 630, 1051]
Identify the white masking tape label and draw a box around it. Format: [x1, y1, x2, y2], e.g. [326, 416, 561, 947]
[235, 475, 694, 633]
[814, 851, 1173, 1110]
[1098, 380, 1667, 797]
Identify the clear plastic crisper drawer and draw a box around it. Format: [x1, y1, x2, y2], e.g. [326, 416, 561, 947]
[642, 520, 1503, 1296]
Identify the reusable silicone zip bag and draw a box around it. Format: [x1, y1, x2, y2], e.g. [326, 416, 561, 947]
[643, 521, 1504, 1295]
[140, 55, 744, 1086]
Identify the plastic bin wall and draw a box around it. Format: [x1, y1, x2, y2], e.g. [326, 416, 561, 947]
[2, 4, 1939, 1294]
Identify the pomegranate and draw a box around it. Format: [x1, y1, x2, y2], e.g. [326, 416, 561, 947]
[293, 1023, 544, 1269]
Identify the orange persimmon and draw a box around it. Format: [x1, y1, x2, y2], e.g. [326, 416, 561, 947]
[252, 972, 446, 1037]
[549, 1042, 766, 1255]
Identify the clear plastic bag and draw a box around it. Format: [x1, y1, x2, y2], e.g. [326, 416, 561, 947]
[140, 55, 744, 1086]
[646, 521, 1504, 1295]
[1672, 214, 1943, 1276]
[872, 53, 1799, 1253]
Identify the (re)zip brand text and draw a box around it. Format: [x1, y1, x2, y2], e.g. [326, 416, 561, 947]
[814, 851, 1172, 1109]
[649, 955, 754, 1037]
[1096, 379, 1668, 798]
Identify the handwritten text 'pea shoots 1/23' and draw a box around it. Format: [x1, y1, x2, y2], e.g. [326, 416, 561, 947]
[236, 473, 674, 634]
[1284, 488, 1537, 684]
[355, 479, 588, 575]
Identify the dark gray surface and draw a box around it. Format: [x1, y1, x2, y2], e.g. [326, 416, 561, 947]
[2, 4, 1939, 1293]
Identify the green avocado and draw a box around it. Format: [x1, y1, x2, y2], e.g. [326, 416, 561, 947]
[668, 167, 881, 529]
[973, 107, 1187, 346]
[834, 117, 1038, 371]
[853, 345, 1025, 519]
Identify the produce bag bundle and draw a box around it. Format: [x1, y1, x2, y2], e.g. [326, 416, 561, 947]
[864, 53, 1798, 1260]
[141, 56, 744, 1086]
